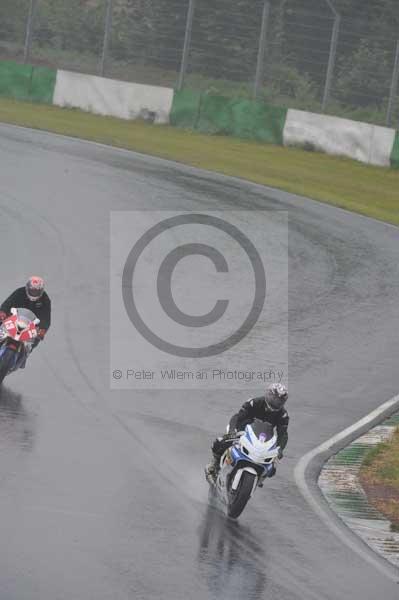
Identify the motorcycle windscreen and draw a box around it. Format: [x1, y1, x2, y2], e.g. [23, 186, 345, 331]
[250, 419, 274, 442]
[16, 308, 38, 323]
[17, 308, 37, 327]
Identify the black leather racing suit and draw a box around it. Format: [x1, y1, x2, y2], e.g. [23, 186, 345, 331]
[212, 396, 289, 467]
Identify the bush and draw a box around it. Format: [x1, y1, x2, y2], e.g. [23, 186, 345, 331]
[263, 63, 321, 110]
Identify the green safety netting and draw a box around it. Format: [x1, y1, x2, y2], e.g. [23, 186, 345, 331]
[172, 90, 288, 146]
[390, 131, 399, 169]
[0, 60, 56, 104]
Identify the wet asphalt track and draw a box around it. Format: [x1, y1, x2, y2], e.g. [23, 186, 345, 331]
[0, 124, 398, 600]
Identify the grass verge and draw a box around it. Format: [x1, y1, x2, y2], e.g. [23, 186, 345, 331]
[360, 429, 399, 528]
[0, 97, 399, 225]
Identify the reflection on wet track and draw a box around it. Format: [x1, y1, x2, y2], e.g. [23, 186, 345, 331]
[0, 386, 35, 453]
[198, 503, 266, 600]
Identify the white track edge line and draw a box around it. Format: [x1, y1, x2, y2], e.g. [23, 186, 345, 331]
[294, 394, 399, 583]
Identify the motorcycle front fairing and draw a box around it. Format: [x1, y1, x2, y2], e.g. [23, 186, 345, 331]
[0, 334, 27, 372]
[216, 421, 280, 501]
[216, 447, 264, 506]
[0, 308, 39, 374]
[0, 344, 20, 371]
[229, 445, 272, 494]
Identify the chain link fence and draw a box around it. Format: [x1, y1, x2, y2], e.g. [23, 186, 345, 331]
[0, 0, 398, 127]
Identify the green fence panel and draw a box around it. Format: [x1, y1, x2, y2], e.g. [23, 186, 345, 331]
[30, 66, 57, 104]
[196, 95, 287, 145]
[230, 99, 287, 145]
[170, 89, 202, 129]
[0, 60, 57, 103]
[0, 60, 33, 101]
[195, 94, 232, 135]
[390, 131, 399, 169]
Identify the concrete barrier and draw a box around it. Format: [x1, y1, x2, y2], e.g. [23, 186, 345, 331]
[53, 70, 174, 124]
[284, 109, 396, 168]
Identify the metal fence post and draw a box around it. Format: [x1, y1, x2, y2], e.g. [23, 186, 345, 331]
[99, 0, 114, 77]
[253, 0, 271, 100]
[177, 0, 196, 91]
[386, 40, 399, 127]
[322, 12, 340, 112]
[23, 0, 36, 64]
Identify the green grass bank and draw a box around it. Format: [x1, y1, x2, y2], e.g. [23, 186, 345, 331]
[360, 428, 399, 527]
[1, 96, 399, 225]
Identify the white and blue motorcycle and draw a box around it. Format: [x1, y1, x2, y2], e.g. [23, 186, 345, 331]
[206, 420, 280, 519]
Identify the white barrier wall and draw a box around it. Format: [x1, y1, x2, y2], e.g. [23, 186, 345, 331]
[284, 109, 396, 168]
[53, 71, 174, 124]
[369, 126, 397, 167]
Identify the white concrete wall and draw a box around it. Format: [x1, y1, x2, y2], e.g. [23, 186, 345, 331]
[369, 125, 397, 167]
[53, 70, 174, 124]
[283, 109, 396, 168]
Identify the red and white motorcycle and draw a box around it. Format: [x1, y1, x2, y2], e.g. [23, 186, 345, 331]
[0, 308, 40, 384]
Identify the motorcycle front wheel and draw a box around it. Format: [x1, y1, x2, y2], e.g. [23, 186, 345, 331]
[0, 348, 17, 384]
[227, 471, 257, 519]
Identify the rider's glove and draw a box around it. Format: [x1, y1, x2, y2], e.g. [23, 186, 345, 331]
[278, 448, 284, 460]
[32, 329, 46, 350]
[0, 311, 7, 323]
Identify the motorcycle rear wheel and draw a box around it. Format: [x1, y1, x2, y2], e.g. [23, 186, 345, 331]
[227, 471, 257, 519]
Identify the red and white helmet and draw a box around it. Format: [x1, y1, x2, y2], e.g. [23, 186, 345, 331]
[26, 276, 45, 301]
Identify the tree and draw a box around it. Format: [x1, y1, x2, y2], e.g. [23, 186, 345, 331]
[33, 0, 104, 52]
[335, 39, 391, 107]
[0, 0, 29, 44]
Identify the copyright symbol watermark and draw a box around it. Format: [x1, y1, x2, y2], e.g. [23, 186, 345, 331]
[111, 211, 288, 390]
[121, 214, 266, 358]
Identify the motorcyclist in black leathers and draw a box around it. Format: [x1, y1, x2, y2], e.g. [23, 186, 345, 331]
[0, 276, 51, 367]
[206, 383, 289, 480]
